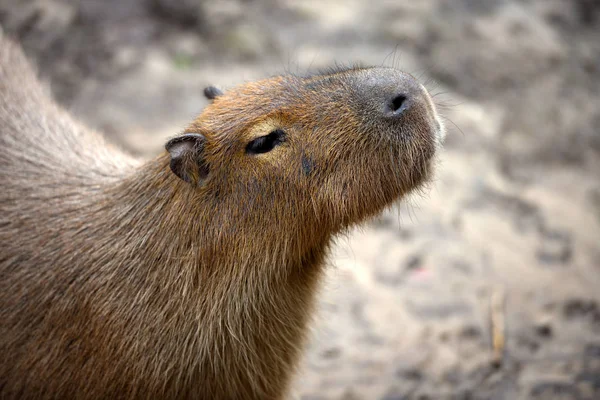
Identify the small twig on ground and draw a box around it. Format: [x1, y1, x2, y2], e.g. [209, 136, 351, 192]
[491, 286, 506, 367]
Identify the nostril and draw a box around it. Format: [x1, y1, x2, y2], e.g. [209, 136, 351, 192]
[389, 94, 407, 114]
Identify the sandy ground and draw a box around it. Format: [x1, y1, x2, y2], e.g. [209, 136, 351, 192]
[1, 0, 599, 398]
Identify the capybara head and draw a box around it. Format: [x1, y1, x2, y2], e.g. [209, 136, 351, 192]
[166, 67, 444, 251]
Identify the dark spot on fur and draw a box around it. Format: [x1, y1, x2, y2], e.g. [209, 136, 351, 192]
[301, 154, 315, 176]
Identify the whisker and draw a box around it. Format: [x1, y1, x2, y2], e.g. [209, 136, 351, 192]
[441, 115, 466, 137]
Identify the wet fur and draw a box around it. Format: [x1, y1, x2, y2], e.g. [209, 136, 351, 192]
[0, 36, 440, 399]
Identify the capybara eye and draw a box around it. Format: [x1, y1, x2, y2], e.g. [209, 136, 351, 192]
[246, 129, 286, 154]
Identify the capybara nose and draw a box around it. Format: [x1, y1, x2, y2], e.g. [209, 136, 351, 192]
[384, 93, 409, 117]
[351, 67, 425, 120]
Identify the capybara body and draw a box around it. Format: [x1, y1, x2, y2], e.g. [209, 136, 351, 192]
[0, 36, 445, 399]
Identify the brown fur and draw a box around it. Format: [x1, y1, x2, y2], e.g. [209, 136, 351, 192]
[0, 36, 444, 399]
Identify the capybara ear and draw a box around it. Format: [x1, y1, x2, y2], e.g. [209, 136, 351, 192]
[203, 86, 223, 101]
[165, 133, 209, 185]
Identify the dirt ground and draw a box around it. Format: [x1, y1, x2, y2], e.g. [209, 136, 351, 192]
[1, 0, 599, 399]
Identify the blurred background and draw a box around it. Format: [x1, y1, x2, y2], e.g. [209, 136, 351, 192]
[1, 0, 599, 398]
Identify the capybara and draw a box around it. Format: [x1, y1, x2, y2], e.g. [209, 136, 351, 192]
[0, 36, 445, 399]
